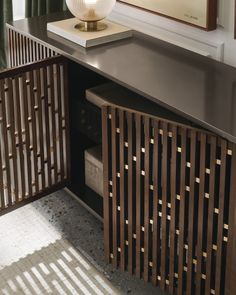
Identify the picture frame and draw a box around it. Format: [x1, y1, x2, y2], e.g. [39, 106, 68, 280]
[118, 0, 217, 31]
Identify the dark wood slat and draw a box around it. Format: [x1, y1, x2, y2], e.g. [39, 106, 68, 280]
[186, 130, 197, 294]
[0, 80, 12, 205]
[22, 73, 33, 198]
[169, 125, 177, 293]
[14, 78, 26, 200]
[225, 143, 236, 295]
[177, 127, 187, 295]
[144, 116, 150, 283]
[152, 119, 160, 286]
[7, 78, 19, 202]
[160, 121, 168, 290]
[29, 71, 39, 193]
[111, 107, 118, 268]
[196, 133, 207, 294]
[49, 65, 58, 183]
[119, 109, 126, 271]
[36, 69, 45, 190]
[56, 64, 64, 181]
[102, 106, 110, 262]
[215, 139, 227, 295]
[205, 136, 217, 295]
[135, 113, 142, 278]
[43, 67, 52, 186]
[127, 112, 134, 274]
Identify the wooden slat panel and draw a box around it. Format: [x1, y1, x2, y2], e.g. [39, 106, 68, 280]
[169, 125, 177, 293]
[102, 95, 236, 295]
[186, 130, 196, 294]
[135, 113, 142, 278]
[0, 56, 69, 215]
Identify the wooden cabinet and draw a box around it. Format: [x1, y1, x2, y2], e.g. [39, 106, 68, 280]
[4, 22, 236, 295]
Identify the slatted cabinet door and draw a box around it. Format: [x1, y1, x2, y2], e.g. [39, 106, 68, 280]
[0, 56, 70, 215]
[102, 105, 236, 295]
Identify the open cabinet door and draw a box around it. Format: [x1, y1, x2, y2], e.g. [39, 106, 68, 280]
[0, 56, 70, 215]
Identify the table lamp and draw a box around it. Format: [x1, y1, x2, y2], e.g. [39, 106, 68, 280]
[66, 0, 116, 31]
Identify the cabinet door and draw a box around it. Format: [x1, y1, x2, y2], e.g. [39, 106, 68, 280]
[102, 104, 236, 295]
[0, 56, 70, 215]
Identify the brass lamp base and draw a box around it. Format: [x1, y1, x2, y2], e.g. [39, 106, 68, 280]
[75, 21, 107, 32]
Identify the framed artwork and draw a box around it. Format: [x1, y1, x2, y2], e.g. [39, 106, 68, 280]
[118, 0, 217, 31]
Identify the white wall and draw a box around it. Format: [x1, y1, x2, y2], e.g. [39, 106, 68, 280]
[13, 0, 25, 20]
[109, 0, 236, 67]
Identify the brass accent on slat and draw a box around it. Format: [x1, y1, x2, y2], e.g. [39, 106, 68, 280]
[124, 142, 128, 147]
[109, 180, 112, 185]
[141, 147, 145, 153]
[206, 168, 211, 174]
[227, 149, 232, 155]
[214, 208, 219, 214]
[224, 224, 229, 230]
[216, 159, 221, 165]
[223, 237, 228, 242]
[177, 147, 182, 152]
[116, 128, 120, 133]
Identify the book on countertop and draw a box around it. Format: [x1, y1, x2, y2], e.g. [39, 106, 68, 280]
[47, 18, 132, 48]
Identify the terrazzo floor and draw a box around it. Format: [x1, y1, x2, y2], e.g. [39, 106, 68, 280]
[0, 189, 166, 295]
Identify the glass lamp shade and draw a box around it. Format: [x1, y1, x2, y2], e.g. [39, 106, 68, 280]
[66, 0, 116, 31]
